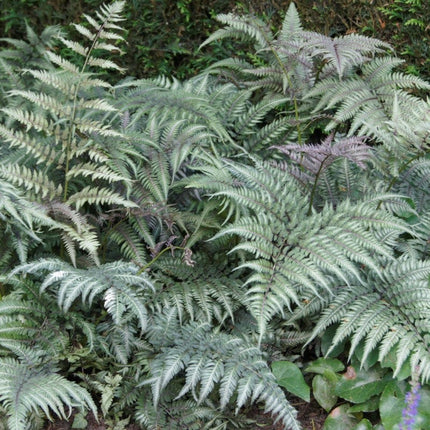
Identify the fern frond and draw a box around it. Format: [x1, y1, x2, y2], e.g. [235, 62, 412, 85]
[144, 314, 300, 430]
[67, 186, 137, 210]
[272, 134, 371, 180]
[307, 57, 430, 136]
[200, 14, 272, 51]
[0, 357, 96, 430]
[66, 163, 129, 183]
[1, 164, 62, 199]
[305, 259, 430, 381]
[302, 32, 391, 78]
[280, 2, 303, 41]
[0, 124, 60, 165]
[193, 160, 409, 338]
[12, 259, 154, 330]
[151, 255, 245, 324]
[8, 89, 71, 117]
[395, 158, 430, 214]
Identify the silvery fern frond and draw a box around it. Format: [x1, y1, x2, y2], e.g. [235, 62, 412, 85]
[0, 1, 134, 264]
[303, 259, 430, 382]
[189, 159, 409, 339]
[12, 258, 154, 331]
[200, 13, 272, 52]
[300, 32, 391, 79]
[0, 356, 96, 430]
[143, 311, 301, 430]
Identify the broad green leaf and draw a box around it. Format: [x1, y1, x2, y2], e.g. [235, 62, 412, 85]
[323, 404, 359, 430]
[313, 374, 338, 412]
[379, 380, 405, 430]
[335, 366, 387, 403]
[417, 388, 430, 428]
[272, 361, 310, 402]
[348, 396, 379, 413]
[352, 418, 373, 430]
[379, 382, 430, 429]
[305, 357, 345, 376]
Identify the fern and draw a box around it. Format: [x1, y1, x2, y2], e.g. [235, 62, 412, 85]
[12, 258, 154, 331]
[0, 1, 133, 264]
[143, 310, 301, 430]
[2, 2, 430, 428]
[149, 254, 245, 324]
[0, 355, 96, 430]
[188, 159, 410, 339]
[299, 259, 430, 381]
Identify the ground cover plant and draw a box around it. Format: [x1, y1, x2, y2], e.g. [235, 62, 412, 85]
[0, 1, 430, 429]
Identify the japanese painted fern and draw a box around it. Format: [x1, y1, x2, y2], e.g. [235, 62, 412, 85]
[1, 2, 430, 430]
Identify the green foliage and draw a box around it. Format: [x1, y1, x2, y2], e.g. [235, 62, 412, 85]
[1, 2, 430, 429]
[2, 0, 430, 81]
[272, 361, 310, 402]
[305, 357, 430, 429]
[379, 0, 430, 77]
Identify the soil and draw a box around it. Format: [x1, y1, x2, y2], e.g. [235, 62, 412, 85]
[45, 397, 327, 430]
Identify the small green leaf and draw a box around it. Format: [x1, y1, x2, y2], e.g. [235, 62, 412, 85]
[313, 374, 338, 412]
[379, 381, 430, 430]
[323, 404, 359, 430]
[348, 396, 379, 413]
[72, 412, 88, 429]
[272, 361, 310, 402]
[352, 418, 373, 430]
[305, 357, 345, 375]
[335, 366, 387, 403]
[379, 380, 405, 430]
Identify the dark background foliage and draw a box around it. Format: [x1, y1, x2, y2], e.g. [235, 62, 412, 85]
[1, 0, 429, 79]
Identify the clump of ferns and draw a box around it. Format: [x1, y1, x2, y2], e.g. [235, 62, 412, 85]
[0, 1, 137, 265]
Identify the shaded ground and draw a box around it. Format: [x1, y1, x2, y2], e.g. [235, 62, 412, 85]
[249, 397, 326, 430]
[46, 398, 327, 430]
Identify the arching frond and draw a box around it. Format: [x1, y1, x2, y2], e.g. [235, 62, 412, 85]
[304, 259, 430, 381]
[0, 356, 96, 430]
[189, 159, 409, 339]
[12, 259, 154, 331]
[144, 313, 300, 430]
[200, 13, 272, 51]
